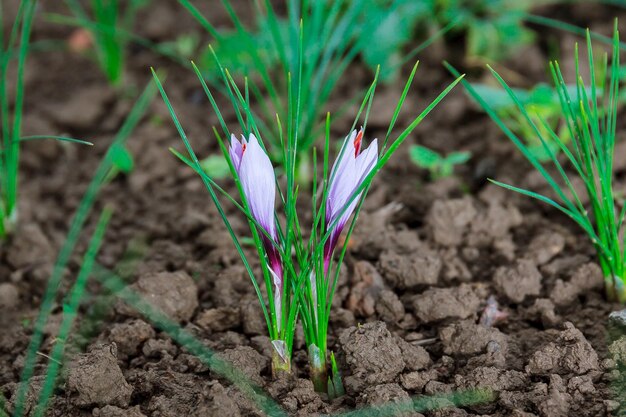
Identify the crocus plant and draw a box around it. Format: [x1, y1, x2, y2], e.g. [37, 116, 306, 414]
[452, 23, 626, 302]
[153, 44, 462, 391]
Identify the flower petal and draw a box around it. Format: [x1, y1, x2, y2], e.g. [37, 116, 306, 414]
[228, 133, 243, 172]
[355, 138, 378, 183]
[239, 133, 277, 240]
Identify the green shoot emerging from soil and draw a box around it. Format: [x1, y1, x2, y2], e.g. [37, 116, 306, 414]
[0, 0, 92, 239]
[11, 80, 157, 417]
[153, 29, 462, 390]
[409, 144, 471, 180]
[0, 0, 36, 238]
[179, 0, 448, 176]
[451, 22, 626, 301]
[470, 83, 577, 161]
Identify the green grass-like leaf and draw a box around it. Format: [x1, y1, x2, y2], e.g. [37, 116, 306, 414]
[450, 21, 626, 301]
[32, 208, 112, 417]
[11, 79, 157, 417]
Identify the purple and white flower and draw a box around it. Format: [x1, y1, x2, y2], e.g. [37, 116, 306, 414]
[324, 129, 378, 272]
[229, 133, 283, 327]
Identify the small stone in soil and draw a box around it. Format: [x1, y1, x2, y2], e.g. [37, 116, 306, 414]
[411, 284, 480, 323]
[608, 309, 626, 331]
[67, 344, 132, 408]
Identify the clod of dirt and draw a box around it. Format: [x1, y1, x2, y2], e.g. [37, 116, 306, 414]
[493, 259, 542, 303]
[395, 337, 431, 371]
[92, 405, 147, 417]
[399, 368, 439, 392]
[281, 378, 323, 414]
[213, 346, 268, 385]
[196, 382, 242, 417]
[411, 284, 480, 323]
[0, 283, 19, 310]
[359, 383, 411, 414]
[535, 375, 572, 417]
[339, 322, 405, 391]
[454, 366, 527, 392]
[117, 271, 198, 323]
[526, 322, 599, 375]
[525, 232, 565, 265]
[378, 249, 442, 289]
[6, 223, 53, 282]
[142, 337, 177, 358]
[108, 319, 155, 358]
[67, 344, 132, 408]
[4, 376, 43, 416]
[439, 320, 508, 356]
[196, 307, 241, 332]
[42, 85, 113, 129]
[468, 201, 523, 245]
[440, 248, 472, 282]
[375, 289, 405, 324]
[346, 261, 385, 316]
[240, 296, 266, 336]
[329, 309, 356, 331]
[426, 197, 477, 247]
[549, 263, 604, 307]
[524, 299, 561, 328]
[608, 335, 626, 364]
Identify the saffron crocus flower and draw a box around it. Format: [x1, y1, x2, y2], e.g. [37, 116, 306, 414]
[229, 133, 284, 327]
[324, 129, 378, 272]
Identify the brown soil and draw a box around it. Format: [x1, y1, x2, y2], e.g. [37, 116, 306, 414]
[2, 1, 626, 416]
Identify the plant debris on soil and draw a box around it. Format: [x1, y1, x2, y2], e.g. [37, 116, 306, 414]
[2, 1, 626, 416]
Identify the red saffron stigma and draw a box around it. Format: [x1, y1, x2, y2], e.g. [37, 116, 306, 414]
[354, 129, 363, 156]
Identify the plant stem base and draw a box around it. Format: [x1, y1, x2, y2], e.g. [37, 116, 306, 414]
[606, 275, 626, 303]
[311, 365, 328, 393]
[271, 351, 291, 378]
